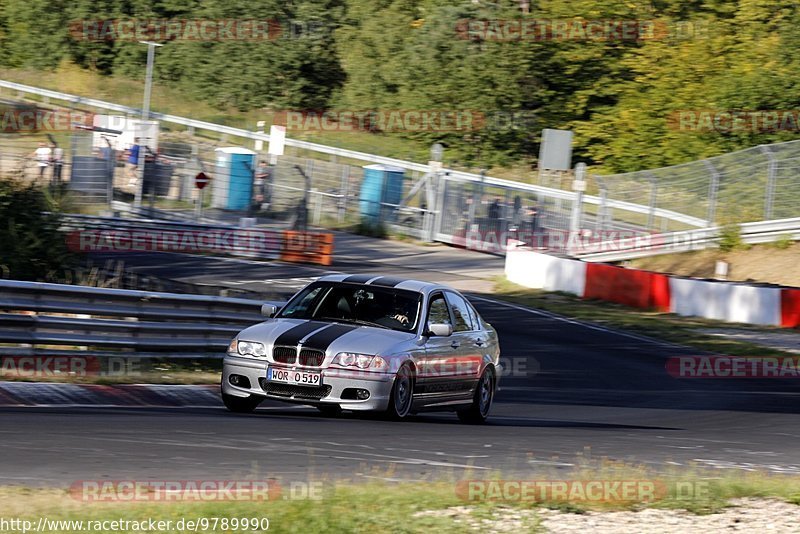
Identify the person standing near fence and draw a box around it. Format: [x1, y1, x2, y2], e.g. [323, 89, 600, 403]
[29, 142, 50, 179]
[50, 142, 63, 184]
[126, 138, 141, 188]
[526, 202, 541, 247]
[253, 159, 273, 212]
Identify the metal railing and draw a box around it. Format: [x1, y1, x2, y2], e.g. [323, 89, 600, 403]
[0, 79, 706, 234]
[5, 79, 799, 256]
[0, 279, 276, 359]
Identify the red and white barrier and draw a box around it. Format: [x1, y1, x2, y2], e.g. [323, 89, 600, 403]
[505, 248, 798, 328]
[505, 249, 587, 296]
[584, 262, 671, 312]
[669, 278, 781, 326]
[782, 289, 800, 328]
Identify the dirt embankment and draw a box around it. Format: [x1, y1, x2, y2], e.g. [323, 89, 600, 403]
[628, 243, 800, 287]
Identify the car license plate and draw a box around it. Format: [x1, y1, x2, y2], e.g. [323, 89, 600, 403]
[268, 367, 322, 386]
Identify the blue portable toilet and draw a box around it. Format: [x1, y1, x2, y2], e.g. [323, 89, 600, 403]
[359, 164, 406, 222]
[213, 147, 256, 210]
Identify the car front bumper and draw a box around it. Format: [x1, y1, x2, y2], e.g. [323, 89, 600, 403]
[222, 355, 395, 411]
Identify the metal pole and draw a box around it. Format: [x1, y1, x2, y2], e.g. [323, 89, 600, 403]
[703, 160, 720, 226]
[195, 187, 204, 221]
[646, 172, 658, 230]
[569, 163, 586, 252]
[338, 165, 349, 224]
[596, 176, 608, 233]
[760, 145, 777, 220]
[433, 172, 447, 241]
[134, 41, 162, 208]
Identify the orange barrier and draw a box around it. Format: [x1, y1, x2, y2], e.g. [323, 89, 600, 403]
[781, 289, 800, 328]
[584, 263, 671, 311]
[280, 231, 334, 266]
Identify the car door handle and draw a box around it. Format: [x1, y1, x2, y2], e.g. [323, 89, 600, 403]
[474, 339, 485, 346]
[450, 341, 461, 349]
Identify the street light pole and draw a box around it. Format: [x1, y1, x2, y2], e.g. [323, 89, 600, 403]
[134, 41, 163, 208]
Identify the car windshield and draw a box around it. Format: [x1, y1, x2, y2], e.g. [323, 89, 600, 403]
[277, 282, 422, 332]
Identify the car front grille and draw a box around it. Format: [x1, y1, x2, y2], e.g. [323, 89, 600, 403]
[273, 346, 296, 364]
[259, 380, 332, 400]
[299, 349, 325, 367]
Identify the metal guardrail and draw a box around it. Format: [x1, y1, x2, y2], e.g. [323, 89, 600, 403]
[0, 79, 707, 229]
[575, 217, 800, 263]
[0, 279, 277, 358]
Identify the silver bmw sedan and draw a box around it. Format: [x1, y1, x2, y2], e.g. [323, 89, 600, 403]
[222, 274, 501, 423]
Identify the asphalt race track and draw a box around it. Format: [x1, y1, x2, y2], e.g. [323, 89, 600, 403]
[2, 250, 800, 486]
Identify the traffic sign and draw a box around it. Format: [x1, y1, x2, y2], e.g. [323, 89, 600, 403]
[195, 172, 209, 190]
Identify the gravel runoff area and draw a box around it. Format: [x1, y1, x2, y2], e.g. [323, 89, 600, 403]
[414, 499, 800, 533]
[700, 328, 800, 355]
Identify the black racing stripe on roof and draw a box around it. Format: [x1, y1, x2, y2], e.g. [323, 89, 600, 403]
[301, 324, 359, 351]
[342, 274, 375, 284]
[273, 321, 328, 347]
[368, 276, 407, 287]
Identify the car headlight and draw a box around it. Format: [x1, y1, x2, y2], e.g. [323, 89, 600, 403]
[230, 339, 267, 358]
[331, 352, 387, 370]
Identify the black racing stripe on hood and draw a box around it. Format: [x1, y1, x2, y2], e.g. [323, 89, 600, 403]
[273, 321, 328, 347]
[342, 274, 374, 284]
[301, 323, 359, 351]
[368, 276, 407, 287]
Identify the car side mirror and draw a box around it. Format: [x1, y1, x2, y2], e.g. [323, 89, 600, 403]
[261, 304, 278, 318]
[427, 322, 453, 337]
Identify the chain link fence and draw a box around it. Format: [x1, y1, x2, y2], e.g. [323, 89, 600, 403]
[585, 140, 800, 232]
[3, 131, 799, 255]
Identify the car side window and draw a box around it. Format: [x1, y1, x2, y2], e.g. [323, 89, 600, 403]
[427, 293, 452, 327]
[282, 286, 324, 317]
[445, 292, 474, 332]
[466, 302, 482, 330]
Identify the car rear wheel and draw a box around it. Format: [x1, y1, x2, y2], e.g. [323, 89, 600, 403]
[457, 367, 495, 424]
[385, 362, 415, 419]
[222, 392, 262, 413]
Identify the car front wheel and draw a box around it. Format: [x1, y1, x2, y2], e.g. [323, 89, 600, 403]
[457, 367, 495, 424]
[222, 392, 262, 413]
[385, 362, 415, 419]
[317, 404, 342, 417]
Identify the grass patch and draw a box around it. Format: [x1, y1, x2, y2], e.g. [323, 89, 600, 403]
[493, 277, 798, 357]
[4, 466, 800, 532]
